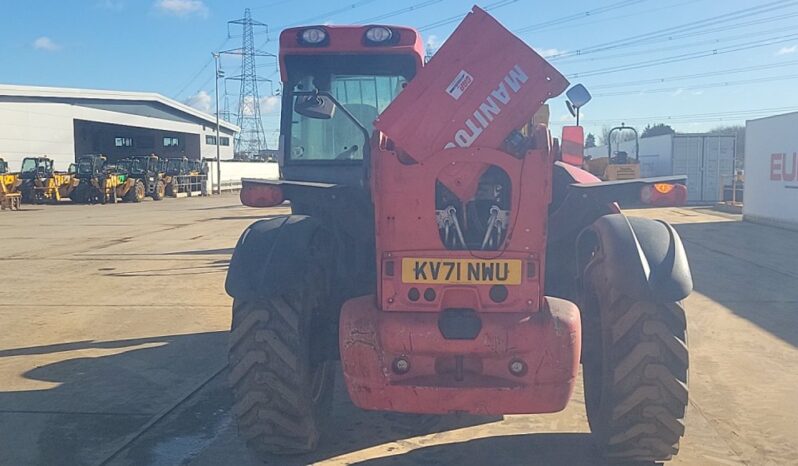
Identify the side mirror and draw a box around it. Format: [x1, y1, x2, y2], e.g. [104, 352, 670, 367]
[294, 94, 336, 120]
[566, 84, 592, 109]
[561, 126, 584, 167]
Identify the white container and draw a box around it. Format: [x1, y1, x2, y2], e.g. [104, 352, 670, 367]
[743, 111, 798, 230]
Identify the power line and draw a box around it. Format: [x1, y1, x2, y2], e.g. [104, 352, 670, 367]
[173, 36, 230, 98]
[554, 21, 798, 65]
[355, 0, 442, 24]
[518, 0, 702, 35]
[588, 59, 798, 89]
[577, 106, 798, 125]
[568, 32, 798, 78]
[592, 73, 798, 97]
[282, 0, 381, 28]
[514, 0, 650, 34]
[546, 0, 798, 60]
[418, 0, 518, 32]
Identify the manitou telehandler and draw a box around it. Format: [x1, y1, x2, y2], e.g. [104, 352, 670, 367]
[225, 8, 692, 463]
[161, 157, 208, 196]
[18, 156, 79, 204]
[117, 155, 165, 201]
[0, 158, 21, 210]
[72, 154, 134, 204]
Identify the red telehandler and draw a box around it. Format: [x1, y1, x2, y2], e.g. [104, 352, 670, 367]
[225, 7, 691, 463]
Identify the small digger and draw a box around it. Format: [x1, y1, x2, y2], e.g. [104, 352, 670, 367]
[18, 156, 79, 204]
[225, 8, 692, 464]
[585, 124, 641, 181]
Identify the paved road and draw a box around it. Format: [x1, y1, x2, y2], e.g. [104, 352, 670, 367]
[1, 198, 796, 465]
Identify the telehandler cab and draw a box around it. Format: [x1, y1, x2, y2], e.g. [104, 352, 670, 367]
[225, 8, 692, 463]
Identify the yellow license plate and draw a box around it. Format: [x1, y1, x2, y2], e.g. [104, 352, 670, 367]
[401, 258, 522, 285]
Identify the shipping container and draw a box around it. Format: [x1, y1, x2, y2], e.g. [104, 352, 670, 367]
[743, 111, 798, 230]
[585, 133, 736, 202]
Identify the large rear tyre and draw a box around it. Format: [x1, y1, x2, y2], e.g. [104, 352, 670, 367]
[581, 255, 688, 462]
[228, 273, 334, 457]
[123, 180, 145, 203]
[152, 180, 165, 200]
[166, 178, 179, 197]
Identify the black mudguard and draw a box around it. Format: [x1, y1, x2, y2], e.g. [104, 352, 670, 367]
[225, 215, 328, 300]
[578, 214, 692, 302]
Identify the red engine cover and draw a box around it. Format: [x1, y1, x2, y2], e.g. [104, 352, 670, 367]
[374, 6, 569, 162]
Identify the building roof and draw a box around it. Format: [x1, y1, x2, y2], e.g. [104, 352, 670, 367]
[0, 83, 239, 132]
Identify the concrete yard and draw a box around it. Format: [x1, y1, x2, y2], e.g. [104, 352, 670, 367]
[1, 196, 796, 466]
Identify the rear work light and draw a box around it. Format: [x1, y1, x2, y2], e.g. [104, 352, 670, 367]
[240, 183, 284, 208]
[640, 182, 687, 207]
[298, 28, 328, 46]
[364, 26, 397, 45]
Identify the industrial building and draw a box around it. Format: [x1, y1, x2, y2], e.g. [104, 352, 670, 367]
[0, 84, 239, 171]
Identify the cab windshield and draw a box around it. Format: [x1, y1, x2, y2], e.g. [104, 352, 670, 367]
[21, 158, 51, 176]
[167, 158, 183, 174]
[77, 160, 94, 175]
[284, 54, 416, 163]
[289, 74, 407, 162]
[130, 158, 148, 176]
[21, 158, 40, 173]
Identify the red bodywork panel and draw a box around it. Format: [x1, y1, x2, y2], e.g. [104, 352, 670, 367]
[338, 7, 581, 415]
[374, 7, 569, 162]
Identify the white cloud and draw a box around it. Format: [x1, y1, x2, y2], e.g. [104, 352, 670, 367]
[692, 90, 704, 96]
[671, 88, 684, 97]
[154, 0, 208, 17]
[260, 95, 280, 114]
[32, 36, 61, 52]
[426, 34, 442, 51]
[185, 90, 211, 113]
[239, 95, 281, 116]
[534, 46, 564, 58]
[776, 45, 797, 56]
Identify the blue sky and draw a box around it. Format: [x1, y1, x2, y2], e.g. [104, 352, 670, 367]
[2, 0, 798, 148]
